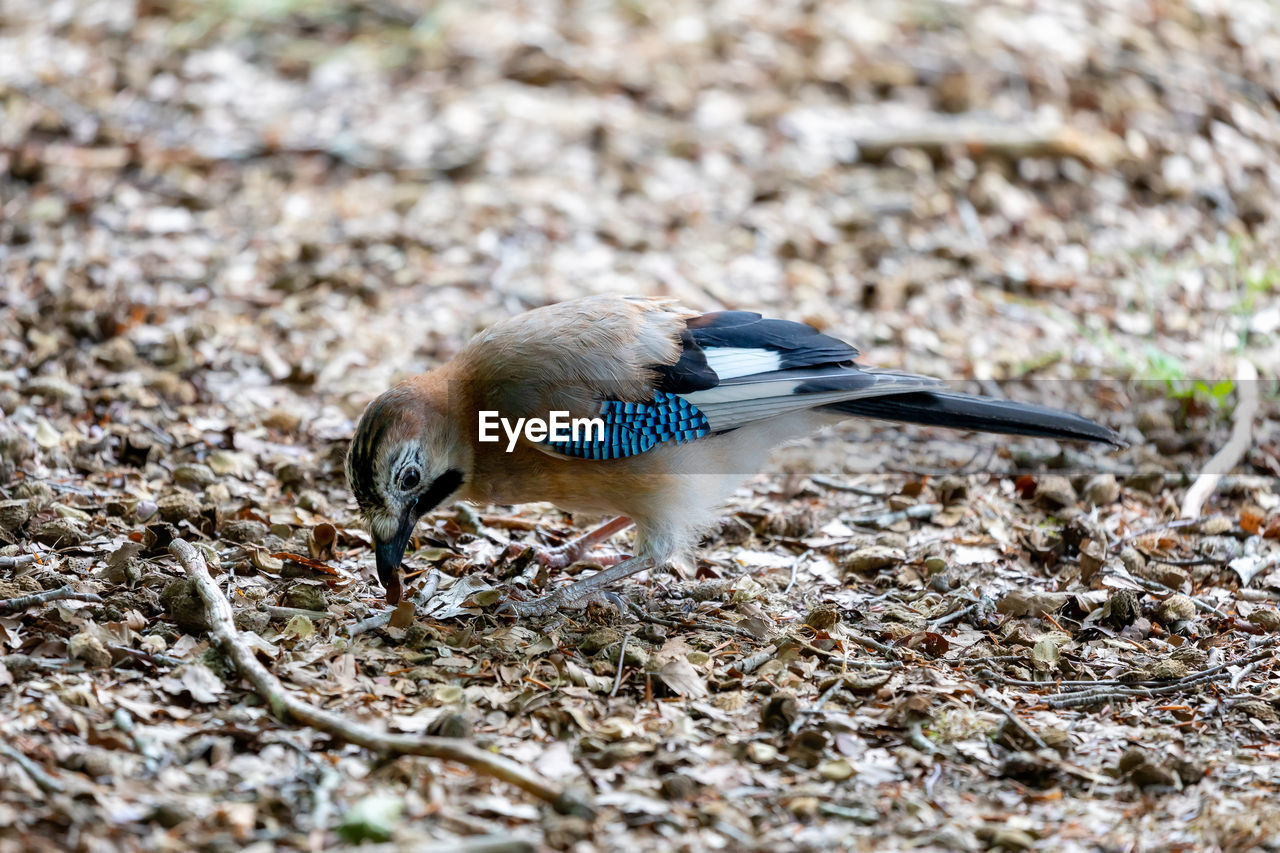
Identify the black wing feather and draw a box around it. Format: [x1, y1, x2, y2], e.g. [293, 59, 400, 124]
[653, 311, 858, 394]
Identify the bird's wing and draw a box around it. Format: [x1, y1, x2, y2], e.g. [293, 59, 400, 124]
[657, 310, 944, 433]
[462, 300, 941, 460]
[461, 297, 1116, 460]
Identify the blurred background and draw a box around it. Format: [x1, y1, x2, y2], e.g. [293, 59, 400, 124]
[2, 0, 1277, 444]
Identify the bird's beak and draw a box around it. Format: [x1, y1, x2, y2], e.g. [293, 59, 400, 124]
[374, 513, 416, 605]
[370, 469, 464, 605]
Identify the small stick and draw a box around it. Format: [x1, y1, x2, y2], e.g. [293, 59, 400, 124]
[611, 632, 630, 698]
[783, 549, 811, 596]
[906, 720, 941, 755]
[169, 539, 589, 815]
[846, 504, 939, 529]
[930, 601, 977, 630]
[973, 688, 1048, 751]
[1182, 360, 1259, 519]
[1111, 516, 1215, 551]
[1045, 642, 1278, 708]
[1107, 570, 1232, 619]
[0, 586, 103, 614]
[0, 554, 39, 569]
[0, 743, 65, 794]
[109, 644, 184, 668]
[1230, 659, 1263, 691]
[413, 838, 536, 853]
[808, 475, 891, 497]
[848, 630, 900, 658]
[790, 678, 843, 734]
[738, 647, 776, 674]
[347, 570, 442, 636]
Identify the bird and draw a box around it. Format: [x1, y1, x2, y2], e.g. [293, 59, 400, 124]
[346, 295, 1120, 615]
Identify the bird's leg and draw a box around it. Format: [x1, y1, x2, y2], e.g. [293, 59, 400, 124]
[531, 516, 634, 569]
[503, 554, 656, 617]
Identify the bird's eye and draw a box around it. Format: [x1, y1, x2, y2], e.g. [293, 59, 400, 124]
[399, 467, 421, 492]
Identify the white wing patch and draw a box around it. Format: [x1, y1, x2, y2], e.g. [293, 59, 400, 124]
[702, 347, 782, 380]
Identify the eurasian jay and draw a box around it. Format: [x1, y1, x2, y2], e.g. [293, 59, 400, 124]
[346, 296, 1119, 615]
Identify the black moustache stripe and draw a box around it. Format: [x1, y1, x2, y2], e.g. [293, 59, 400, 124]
[413, 468, 465, 518]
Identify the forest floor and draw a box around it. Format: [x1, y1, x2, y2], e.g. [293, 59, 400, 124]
[3, 0, 1280, 850]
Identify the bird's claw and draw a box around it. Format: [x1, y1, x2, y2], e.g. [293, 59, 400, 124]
[497, 588, 633, 618]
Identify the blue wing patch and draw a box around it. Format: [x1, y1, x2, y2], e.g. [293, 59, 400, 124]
[547, 391, 711, 460]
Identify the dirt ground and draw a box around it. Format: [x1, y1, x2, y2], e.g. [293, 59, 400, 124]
[3, 0, 1280, 850]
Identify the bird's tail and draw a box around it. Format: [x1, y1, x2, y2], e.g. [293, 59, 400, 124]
[822, 390, 1123, 446]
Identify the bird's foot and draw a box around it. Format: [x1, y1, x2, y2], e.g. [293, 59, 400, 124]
[535, 545, 628, 570]
[498, 588, 633, 618]
[497, 555, 654, 618]
[504, 516, 635, 570]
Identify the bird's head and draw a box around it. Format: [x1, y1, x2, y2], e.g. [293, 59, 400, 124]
[346, 384, 468, 604]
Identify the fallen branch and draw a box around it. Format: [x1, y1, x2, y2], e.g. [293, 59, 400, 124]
[0, 554, 39, 569]
[0, 585, 103, 614]
[169, 539, 589, 816]
[1182, 360, 1259, 519]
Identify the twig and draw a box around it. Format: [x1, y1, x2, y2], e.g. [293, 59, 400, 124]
[1106, 569, 1232, 620]
[169, 539, 589, 816]
[0, 554, 38, 569]
[336, 837, 535, 853]
[611, 632, 630, 698]
[309, 764, 341, 848]
[347, 570, 442, 636]
[973, 688, 1048, 751]
[0, 742, 65, 794]
[634, 610, 759, 639]
[808, 475, 891, 497]
[0, 585, 103, 614]
[783, 549, 811, 596]
[1044, 641, 1278, 708]
[930, 601, 978, 630]
[906, 720, 942, 755]
[1150, 556, 1221, 567]
[738, 647, 776, 674]
[1182, 360, 1259, 519]
[1112, 516, 1215, 551]
[847, 630, 901, 658]
[791, 678, 843, 734]
[348, 610, 395, 637]
[1230, 659, 1263, 691]
[845, 504, 940, 529]
[109, 644, 183, 668]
